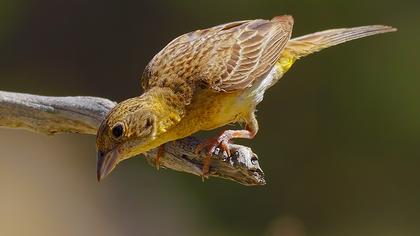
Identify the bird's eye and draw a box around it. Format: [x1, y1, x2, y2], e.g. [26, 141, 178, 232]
[111, 123, 124, 138]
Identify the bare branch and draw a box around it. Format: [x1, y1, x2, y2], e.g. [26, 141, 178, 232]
[0, 91, 265, 186]
[0, 91, 116, 135]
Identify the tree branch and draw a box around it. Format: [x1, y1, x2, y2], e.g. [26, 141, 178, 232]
[0, 91, 265, 186]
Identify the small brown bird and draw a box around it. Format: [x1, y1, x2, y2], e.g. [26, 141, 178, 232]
[96, 15, 396, 181]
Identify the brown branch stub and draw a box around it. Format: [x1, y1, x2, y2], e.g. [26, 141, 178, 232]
[0, 90, 266, 186]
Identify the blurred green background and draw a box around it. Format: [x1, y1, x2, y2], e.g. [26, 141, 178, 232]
[0, 0, 419, 235]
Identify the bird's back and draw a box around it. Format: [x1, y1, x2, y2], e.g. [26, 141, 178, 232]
[141, 16, 293, 105]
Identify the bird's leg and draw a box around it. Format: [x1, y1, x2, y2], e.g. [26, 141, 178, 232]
[155, 144, 165, 170]
[196, 113, 259, 178]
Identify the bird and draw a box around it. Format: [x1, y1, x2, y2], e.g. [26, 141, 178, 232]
[96, 15, 396, 181]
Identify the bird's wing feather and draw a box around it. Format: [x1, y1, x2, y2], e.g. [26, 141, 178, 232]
[141, 16, 293, 93]
[204, 15, 293, 91]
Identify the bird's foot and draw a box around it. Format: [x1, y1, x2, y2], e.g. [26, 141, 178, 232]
[195, 134, 232, 157]
[155, 144, 165, 170]
[195, 131, 233, 179]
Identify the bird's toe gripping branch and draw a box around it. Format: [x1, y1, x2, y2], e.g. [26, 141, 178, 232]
[193, 129, 258, 180]
[194, 134, 232, 179]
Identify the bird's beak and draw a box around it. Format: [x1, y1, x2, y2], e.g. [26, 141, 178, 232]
[97, 148, 119, 182]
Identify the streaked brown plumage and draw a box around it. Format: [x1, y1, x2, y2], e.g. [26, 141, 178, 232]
[142, 16, 293, 97]
[96, 15, 396, 181]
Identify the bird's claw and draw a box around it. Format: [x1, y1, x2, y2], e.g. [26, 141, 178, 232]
[155, 145, 165, 170]
[194, 134, 232, 157]
[194, 133, 233, 179]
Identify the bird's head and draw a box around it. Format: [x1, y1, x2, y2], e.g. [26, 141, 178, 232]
[95, 89, 183, 181]
[96, 97, 159, 181]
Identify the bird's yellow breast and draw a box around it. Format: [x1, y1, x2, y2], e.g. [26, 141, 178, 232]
[166, 89, 251, 139]
[138, 89, 250, 153]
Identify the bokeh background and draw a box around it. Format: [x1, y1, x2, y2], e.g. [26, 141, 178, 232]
[0, 0, 419, 235]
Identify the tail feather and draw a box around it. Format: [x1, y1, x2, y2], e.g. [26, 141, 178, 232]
[285, 25, 397, 59]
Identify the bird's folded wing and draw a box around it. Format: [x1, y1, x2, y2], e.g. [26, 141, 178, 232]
[205, 15, 293, 92]
[141, 16, 293, 93]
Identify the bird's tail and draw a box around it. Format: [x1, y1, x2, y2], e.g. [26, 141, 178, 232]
[284, 25, 397, 59]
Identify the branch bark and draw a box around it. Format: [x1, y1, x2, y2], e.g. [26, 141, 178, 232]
[0, 91, 265, 186]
